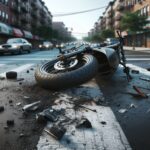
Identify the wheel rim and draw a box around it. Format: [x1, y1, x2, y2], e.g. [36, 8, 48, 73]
[54, 58, 78, 70]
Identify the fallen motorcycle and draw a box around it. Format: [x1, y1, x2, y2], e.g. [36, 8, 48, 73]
[35, 31, 130, 90]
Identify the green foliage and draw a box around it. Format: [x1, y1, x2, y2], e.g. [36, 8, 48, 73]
[83, 29, 115, 42]
[100, 29, 115, 39]
[32, 26, 75, 42]
[120, 11, 149, 34]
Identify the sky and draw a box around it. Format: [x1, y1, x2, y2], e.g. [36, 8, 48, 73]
[43, 0, 111, 39]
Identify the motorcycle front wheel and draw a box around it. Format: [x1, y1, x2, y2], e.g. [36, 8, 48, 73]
[35, 54, 98, 90]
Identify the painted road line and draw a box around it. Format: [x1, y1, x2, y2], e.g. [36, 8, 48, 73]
[0, 58, 53, 61]
[127, 63, 150, 76]
[127, 58, 150, 61]
[0, 64, 34, 77]
[37, 79, 131, 150]
[0, 64, 5, 67]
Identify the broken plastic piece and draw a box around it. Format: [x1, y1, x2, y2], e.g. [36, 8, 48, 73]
[22, 101, 41, 111]
[44, 125, 66, 140]
[76, 117, 92, 128]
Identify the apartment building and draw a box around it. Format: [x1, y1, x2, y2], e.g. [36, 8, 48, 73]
[0, 0, 52, 42]
[91, 0, 150, 47]
[123, 0, 150, 47]
[52, 22, 72, 41]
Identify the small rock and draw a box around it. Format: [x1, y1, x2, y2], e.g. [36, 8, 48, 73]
[26, 70, 29, 73]
[0, 106, 4, 112]
[30, 68, 34, 71]
[129, 103, 137, 108]
[23, 96, 30, 99]
[4, 126, 8, 130]
[118, 108, 127, 114]
[101, 121, 107, 125]
[6, 71, 17, 79]
[131, 70, 139, 74]
[19, 82, 22, 85]
[9, 100, 13, 104]
[19, 133, 25, 137]
[7, 120, 14, 126]
[16, 78, 24, 82]
[0, 76, 5, 80]
[16, 102, 21, 106]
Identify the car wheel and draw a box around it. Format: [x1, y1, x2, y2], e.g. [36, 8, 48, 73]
[19, 47, 23, 54]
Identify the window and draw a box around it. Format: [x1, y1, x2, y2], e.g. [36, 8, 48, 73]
[6, 14, 8, 20]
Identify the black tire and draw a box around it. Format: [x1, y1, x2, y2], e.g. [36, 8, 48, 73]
[6, 71, 17, 79]
[19, 47, 23, 54]
[35, 54, 98, 90]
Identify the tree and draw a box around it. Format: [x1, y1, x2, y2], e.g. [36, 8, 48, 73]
[120, 11, 149, 48]
[100, 29, 115, 40]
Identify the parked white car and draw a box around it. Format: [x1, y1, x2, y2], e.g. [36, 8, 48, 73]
[0, 38, 32, 55]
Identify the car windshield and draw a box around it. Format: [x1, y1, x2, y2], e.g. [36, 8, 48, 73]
[7, 39, 22, 44]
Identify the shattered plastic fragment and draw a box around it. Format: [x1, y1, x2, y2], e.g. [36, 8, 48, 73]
[118, 109, 127, 114]
[22, 101, 41, 111]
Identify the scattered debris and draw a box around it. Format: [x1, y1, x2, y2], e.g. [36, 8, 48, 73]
[6, 71, 17, 79]
[129, 103, 137, 108]
[93, 96, 105, 105]
[4, 126, 8, 130]
[16, 102, 21, 106]
[133, 85, 148, 98]
[22, 101, 41, 112]
[44, 125, 66, 140]
[100, 121, 107, 125]
[19, 133, 25, 137]
[0, 106, 4, 112]
[76, 117, 92, 128]
[61, 99, 97, 112]
[16, 78, 24, 82]
[23, 96, 30, 99]
[9, 100, 13, 104]
[101, 121, 107, 125]
[36, 108, 64, 123]
[140, 77, 150, 82]
[131, 70, 139, 74]
[7, 120, 14, 126]
[0, 76, 5, 80]
[30, 68, 34, 71]
[118, 109, 127, 114]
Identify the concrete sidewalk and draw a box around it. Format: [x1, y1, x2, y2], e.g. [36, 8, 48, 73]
[124, 46, 150, 53]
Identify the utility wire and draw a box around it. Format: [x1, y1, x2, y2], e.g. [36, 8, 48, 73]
[53, 6, 107, 17]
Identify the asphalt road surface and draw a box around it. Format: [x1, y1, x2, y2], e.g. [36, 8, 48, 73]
[0, 48, 150, 150]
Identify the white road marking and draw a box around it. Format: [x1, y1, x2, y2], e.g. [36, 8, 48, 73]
[0, 64, 34, 77]
[127, 58, 150, 61]
[0, 58, 53, 61]
[0, 64, 5, 67]
[127, 63, 150, 76]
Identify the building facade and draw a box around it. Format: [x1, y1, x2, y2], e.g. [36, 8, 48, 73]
[91, 0, 150, 47]
[0, 0, 52, 43]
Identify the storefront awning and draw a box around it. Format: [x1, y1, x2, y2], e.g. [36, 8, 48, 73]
[23, 30, 33, 39]
[0, 22, 12, 35]
[13, 28, 23, 37]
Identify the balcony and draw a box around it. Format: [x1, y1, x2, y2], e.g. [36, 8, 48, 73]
[11, 3, 20, 13]
[116, 4, 124, 11]
[20, 15, 29, 24]
[31, 11, 39, 19]
[20, 3, 28, 13]
[114, 21, 120, 29]
[115, 14, 122, 21]
[31, 0, 38, 9]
